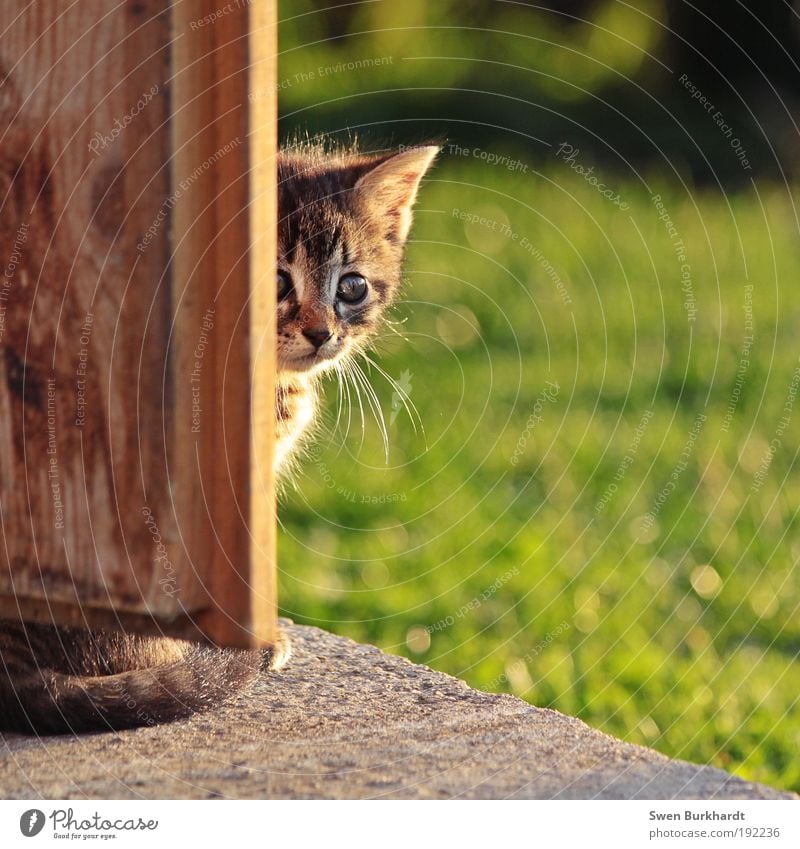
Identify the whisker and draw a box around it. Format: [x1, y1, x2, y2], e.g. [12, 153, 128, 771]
[339, 360, 355, 451]
[330, 361, 345, 443]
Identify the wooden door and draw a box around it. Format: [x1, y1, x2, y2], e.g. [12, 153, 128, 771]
[0, 1, 277, 649]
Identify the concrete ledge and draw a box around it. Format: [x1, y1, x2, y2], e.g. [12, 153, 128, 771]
[0, 622, 794, 799]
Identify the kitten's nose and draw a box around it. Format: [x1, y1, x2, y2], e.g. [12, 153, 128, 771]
[303, 327, 333, 349]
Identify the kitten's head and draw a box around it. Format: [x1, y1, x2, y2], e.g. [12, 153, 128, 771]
[276, 143, 438, 376]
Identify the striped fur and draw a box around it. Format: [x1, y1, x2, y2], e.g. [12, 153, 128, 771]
[0, 621, 289, 734]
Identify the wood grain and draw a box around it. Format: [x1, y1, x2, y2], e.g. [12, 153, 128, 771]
[0, 1, 277, 648]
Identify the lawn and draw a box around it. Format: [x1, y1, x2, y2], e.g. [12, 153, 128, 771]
[277, 157, 800, 793]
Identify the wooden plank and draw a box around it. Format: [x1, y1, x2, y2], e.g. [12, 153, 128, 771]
[0, 2, 183, 621]
[171, 0, 277, 647]
[0, 2, 277, 648]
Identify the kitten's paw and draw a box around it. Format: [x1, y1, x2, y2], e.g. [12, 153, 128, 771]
[260, 626, 291, 672]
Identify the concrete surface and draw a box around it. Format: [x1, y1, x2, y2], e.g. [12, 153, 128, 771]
[0, 621, 794, 799]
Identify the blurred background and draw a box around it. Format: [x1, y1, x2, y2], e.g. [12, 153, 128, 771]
[276, 0, 800, 792]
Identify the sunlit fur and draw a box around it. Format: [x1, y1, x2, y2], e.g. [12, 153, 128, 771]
[275, 141, 439, 473]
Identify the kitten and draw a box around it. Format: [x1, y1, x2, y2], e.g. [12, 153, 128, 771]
[275, 143, 439, 470]
[0, 142, 438, 734]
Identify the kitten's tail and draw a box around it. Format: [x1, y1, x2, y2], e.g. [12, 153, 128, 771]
[0, 624, 290, 735]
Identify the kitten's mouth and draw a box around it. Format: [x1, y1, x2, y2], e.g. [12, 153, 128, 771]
[282, 350, 339, 373]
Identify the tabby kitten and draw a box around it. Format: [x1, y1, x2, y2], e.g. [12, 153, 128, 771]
[275, 143, 439, 470]
[0, 142, 438, 734]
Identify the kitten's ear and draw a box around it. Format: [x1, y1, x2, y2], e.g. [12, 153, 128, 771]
[355, 145, 439, 243]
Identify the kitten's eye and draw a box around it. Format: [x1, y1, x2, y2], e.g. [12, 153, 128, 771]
[337, 273, 368, 304]
[277, 270, 292, 301]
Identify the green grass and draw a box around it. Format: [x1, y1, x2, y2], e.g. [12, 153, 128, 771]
[278, 160, 800, 793]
